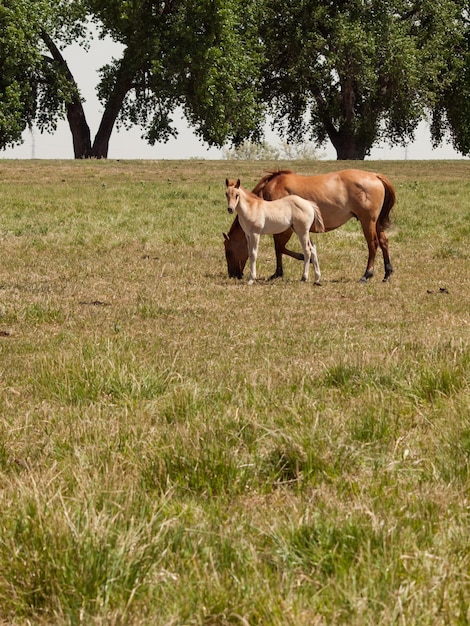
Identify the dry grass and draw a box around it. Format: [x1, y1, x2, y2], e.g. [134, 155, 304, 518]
[0, 159, 469, 624]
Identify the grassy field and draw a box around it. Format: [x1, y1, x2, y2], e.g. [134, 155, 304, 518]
[0, 158, 469, 625]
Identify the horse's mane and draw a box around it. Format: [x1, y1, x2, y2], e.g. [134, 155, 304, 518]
[251, 170, 294, 198]
[227, 179, 264, 202]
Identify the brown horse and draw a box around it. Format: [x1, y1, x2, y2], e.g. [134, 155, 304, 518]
[223, 169, 396, 282]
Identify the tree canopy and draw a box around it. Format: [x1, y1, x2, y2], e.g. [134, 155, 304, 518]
[1, 0, 48, 148]
[260, 0, 464, 159]
[1, 0, 265, 158]
[0, 0, 89, 149]
[0, 0, 469, 159]
[429, 2, 470, 155]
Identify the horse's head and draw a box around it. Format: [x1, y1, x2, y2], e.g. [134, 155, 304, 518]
[223, 214, 248, 279]
[225, 178, 241, 214]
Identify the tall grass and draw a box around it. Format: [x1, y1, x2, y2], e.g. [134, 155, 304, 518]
[0, 159, 469, 624]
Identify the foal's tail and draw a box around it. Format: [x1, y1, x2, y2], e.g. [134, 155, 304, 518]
[376, 173, 396, 231]
[312, 205, 325, 233]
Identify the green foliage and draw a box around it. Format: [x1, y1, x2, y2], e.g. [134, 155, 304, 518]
[430, 1, 470, 155]
[169, 0, 266, 147]
[2, 0, 470, 159]
[1, 0, 266, 155]
[260, 0, 464, 158]
[0, 0, 45, 146]
[0, 0, 89, 149]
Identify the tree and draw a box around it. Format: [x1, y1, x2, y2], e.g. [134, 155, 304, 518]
[1, 0, 92, 154]
[260, 0, 463, 160]
[223, 139, 320, 160]
[429, 2, 470, 155]
[1, 0, 265, 158]
[0, 0, 50, 147]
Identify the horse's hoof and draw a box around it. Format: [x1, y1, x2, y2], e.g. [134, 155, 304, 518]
[314, 281, 322, 286]
[360, 269, 374, 282]
[247, 279, 254, 285]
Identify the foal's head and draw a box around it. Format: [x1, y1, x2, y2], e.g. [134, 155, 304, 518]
[225, 178, 241, 214]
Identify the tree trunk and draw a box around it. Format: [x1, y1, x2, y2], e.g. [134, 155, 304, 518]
[66, 102, 92, 158]
[319, 109, 369, 160]
[89, 49, 138, 158]
[332, 134, 368, 160]
[42, 32, 138, 159]
[90, 115, 114, 159]
[316, 76, 371, 159]
[89, 97, 126, 159]
[324, 130, 369, 160]
[41, 31, 92, 158]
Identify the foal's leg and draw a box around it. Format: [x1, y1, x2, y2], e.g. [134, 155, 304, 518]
[310, 242, 322, 285]
[246, 232, 260, 284]
[297, 231, 313, 282]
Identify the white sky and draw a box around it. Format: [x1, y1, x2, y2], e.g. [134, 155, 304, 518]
[0, 34, 464, 161]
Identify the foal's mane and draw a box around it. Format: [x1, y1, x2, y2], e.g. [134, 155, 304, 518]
[252, 170, 294, 198]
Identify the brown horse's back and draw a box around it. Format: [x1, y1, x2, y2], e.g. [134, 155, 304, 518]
[256, 169, 395, 231]
[258, 170, 354, 230]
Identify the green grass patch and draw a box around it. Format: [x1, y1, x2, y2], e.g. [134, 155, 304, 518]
[0, 159, 469, 624]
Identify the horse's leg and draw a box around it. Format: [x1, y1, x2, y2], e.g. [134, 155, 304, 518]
[271, 229, 294, 279]
[358, 218, 379, 282]
[247, 232, 260, 285]
[377, 225, 394, 282]
[310, 242, 322, 285]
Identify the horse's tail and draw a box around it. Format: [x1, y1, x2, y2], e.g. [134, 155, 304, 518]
[252, 170, 294, 198]
[376, 173, 396, 231]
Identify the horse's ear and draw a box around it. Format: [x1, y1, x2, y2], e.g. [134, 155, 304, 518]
[223, 232, 229, 241]
[235, 179, 241, 188]
[225, 178, 229, 187]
